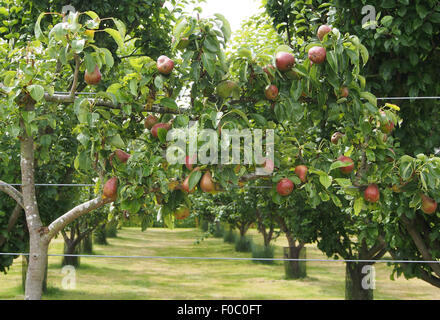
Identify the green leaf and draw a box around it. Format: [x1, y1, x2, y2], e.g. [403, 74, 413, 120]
[251, 113, 267, 126]
[34, 12, 45, 40]
[104, 28, 124, 48]
[84, 53, 96, 74]
[27, 85, 44, 102]
[189, 170, 202, 191]
[359, 44, 369, 66]
[214, 13, 231, 42]
[354, 197, 364, 215]
[319, 174, 332, 189]
[204, 36, 220, 53]
[157, 128, 168, 143]
[224, 109, 249, 124]
[360, 92, 377, 107]
[108, 134, 125, 148]
[335, 178, 352, 188]
[84, 11, 99, 21]
[71, 39, 85, 54]
[201, 52, 216, 77]
[160, 97, 178, 110]
[101, 48, 114, 69]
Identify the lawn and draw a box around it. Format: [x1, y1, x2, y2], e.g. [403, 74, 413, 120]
[0, 227, 439, 300]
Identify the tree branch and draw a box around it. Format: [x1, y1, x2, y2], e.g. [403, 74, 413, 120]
[401, 215, 440, 277]
[419, 269, 440, 289]
[44, 197, 113, 243]
[69, 54, 80, 97]
[0, 204, 22, 247]
[0, 180, 24, 209]
[43, 93, 182, 115]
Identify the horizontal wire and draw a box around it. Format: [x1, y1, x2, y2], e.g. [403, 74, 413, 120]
[0, 183, 94, 187]
[54, 91, 440, 101]
[0, 252, 439, 264]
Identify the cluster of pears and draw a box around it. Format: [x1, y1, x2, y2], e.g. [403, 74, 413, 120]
[263, 25, 332, 103]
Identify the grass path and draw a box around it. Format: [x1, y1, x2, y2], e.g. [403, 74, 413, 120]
[0, 227, 439, 300]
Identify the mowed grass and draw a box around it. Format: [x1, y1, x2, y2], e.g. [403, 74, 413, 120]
[0, 227, 439, 300]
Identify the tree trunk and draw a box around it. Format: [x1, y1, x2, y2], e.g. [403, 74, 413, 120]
[94, 224, 108, 245]
[283, 246, 307, 279]
[20, 99, 48, 300]
[22, 254, 48, 294]
[81, 234, 93, 254]
[62, 241, 81, 267]
[345, 262, 374, 300]
[25, 234, 48, 300]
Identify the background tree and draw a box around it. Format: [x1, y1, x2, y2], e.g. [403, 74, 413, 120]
[263, 0, 440, 292]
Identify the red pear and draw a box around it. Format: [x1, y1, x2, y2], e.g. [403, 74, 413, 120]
[181, 175, 195, 194]
[103, 177, 118, 201]
[200, 171, 215, 193]
[185, 154, 197, 171]
[114, 149, 130, 164]
[84, 65, 102, 85]
[262, 158, 275, 174]
[317, 25, 332, 41]
[339, 86, 349, 98]
[275, 52, 295, 71]
[157, 55, 174, 75]
[337, 156, 354, 174]
[295, 165, 308, 183]
[421, 194, 437, 215]
[151, 123, 171, 138]
[144, 115, 158, 129]
[308, 46, 327, 64]
[364, 184, 380, 203]
[277, 178, 294, 196]
[265, 84, 279, 101]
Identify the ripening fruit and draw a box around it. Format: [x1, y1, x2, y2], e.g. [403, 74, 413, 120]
[295, 165, 308, 183]
[337, 156, 354, 174]
[114, 149, 130, 164]
[379, 111, 395, 134]
[276, 178, 294, 196]
[144, 115, 158, 129]
[339, 87, 349, 98]
[103, 177, 118, 201]
[265, 84, 279, 101]
[317, 25, 332, 41]
[308, 46, 327, 64]
[364, 184, 380, 203]
[275, 52, 295, 71]
[175, 207, 190, 220]
[84, 65, 102, 85]
[331, 132, 344, 145]
[262, 158, 275, 174]
[181, 175, 195, 193]
[263, 64, 276, 80]
[200, 171, 215, 193]
[421, 194, 437, 215]
[157, 55, 174, 75]
[185, 154, 197, 171]
[151, 123, 171, 138]
[216, 80, 238, 99]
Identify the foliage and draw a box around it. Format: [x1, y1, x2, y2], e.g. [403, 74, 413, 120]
[251, 244, 275, 264]
[263, 0, 440, 289]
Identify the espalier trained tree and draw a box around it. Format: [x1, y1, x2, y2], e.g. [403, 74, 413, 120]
[0, 7, 439, 301]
